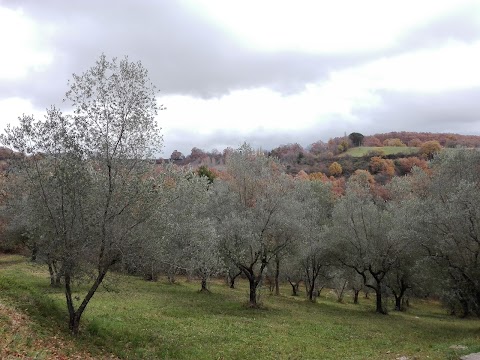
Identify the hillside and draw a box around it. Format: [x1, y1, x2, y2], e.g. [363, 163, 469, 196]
[160, 132, 480, 179]
[1, 255, 479, 360]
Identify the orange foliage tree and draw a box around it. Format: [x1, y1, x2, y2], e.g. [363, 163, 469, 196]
[383, 138, 406, 147]
[369, 157, 395, 177]
[309, 172, 328, 182]
[396, 157, 429, 175]
[420, 140, 442, 159]
[329, 162, 343, 177]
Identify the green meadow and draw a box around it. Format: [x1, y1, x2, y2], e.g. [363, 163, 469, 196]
[1, 255, 479, 359]
[341, 146, 419, 157]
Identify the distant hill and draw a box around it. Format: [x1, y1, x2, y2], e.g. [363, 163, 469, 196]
[363, 131, 480, 148]
[156, 131, 480, 186]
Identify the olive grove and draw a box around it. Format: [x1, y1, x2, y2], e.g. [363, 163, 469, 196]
[2, 56, 480, 338]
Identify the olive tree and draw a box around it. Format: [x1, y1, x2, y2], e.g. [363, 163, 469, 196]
[329, 179, 401, 314]
[1, 55, 162, 334]
[135, 170, 223, 291]
[411, 150, 480, 316]
[211, 144, 299, 307]
[384, 176, 427, 311]
[294, 180, 334, 301]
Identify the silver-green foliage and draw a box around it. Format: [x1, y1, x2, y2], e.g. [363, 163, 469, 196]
[1, 55, 162, 333]
[211, 144, 300, 305]
[412, 149, 480, 316]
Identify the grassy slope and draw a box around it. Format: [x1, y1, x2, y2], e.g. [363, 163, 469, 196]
[1, 255, 479, 360]
[341, 147, 419, 157]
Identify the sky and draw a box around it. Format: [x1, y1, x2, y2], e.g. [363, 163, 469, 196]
[1, 0, 480, 157]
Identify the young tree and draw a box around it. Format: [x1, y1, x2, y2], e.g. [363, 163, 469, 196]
[1, 55, 162, 334]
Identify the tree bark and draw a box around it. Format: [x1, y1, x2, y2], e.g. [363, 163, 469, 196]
[289, 280, 300, 296]
[228, 270, 241, 289]
[394, 295, 402, 311]
[249, 277, 258, 307]
[48, 260, 62, 287]
[30, 242, 38, 262]
[65, 267, 109, 335]
[274, 256, 280, 296]
[375, 290, 385, 314]
[48, 262, 56, 287]
[200, 278, 208, 292]
[373, 281, 387, 315]
[353, 289, 360, 304]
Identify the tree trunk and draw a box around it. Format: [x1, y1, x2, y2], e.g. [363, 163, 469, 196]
[290, 282, 299, 296]
[353, 289, 360, 304]
[274, 256, 280, 296]
[69, 312, 81, 335]
[390, 277, 410, 311]
[460, 298, 470, 318]
[200, 277, 209, 292]
[375, 287, 386, 314]
[394, 295, 402, 311]
[336, 280, 348, 303]
[249, 277, 258, 307]
[65, 267, 109, 335]
[55, 272, 62, 286]
[48, 260, 62, 287]
[308, 284, 316, 302]
[48, 262, 55, 287]
[30, 242, 38, 262]
[229, 270, 241, 289]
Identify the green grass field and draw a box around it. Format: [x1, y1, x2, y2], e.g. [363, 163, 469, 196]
[341, 146, 419, 157]
[1, 255, 479, 359]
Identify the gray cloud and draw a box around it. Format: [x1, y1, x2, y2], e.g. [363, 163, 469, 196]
[397, 4, 480, 50]
[354, 88, 480, 135]
[162, 114, 354, 156]
[0, 0, 373, 107]
[163, 88, 480, 156]
[2, 0, 480, 156]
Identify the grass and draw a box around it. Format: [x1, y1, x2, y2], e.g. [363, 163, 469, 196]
[1, 254, 479, 359]
[341, 146, 419, 157]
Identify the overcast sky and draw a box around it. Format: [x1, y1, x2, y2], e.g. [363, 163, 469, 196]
[1, 0, 480, 156]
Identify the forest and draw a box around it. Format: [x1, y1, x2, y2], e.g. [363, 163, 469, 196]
[0, 55, 479, 358]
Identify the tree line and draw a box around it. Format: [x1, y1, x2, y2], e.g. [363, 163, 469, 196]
[1, 56, 479, 335]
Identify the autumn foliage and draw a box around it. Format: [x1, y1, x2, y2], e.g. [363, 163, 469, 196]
[420, 141, 442, 159]
[329, 162, 343, 177]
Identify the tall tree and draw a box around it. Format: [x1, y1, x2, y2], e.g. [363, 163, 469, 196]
[348, 132, 364, 147]
[1, 55, 162, 334]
